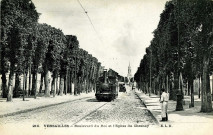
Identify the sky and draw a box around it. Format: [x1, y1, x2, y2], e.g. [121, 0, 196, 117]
[32, 0, 169, 77]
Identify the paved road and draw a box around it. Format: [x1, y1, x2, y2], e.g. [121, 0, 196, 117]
[0, 87, 157, 127]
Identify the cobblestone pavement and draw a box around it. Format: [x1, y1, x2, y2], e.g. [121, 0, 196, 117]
[0, 88, 157, 128]
[77, 90, 157, 126]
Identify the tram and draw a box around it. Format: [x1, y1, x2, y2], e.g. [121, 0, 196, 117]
[95, 69, 118, 101]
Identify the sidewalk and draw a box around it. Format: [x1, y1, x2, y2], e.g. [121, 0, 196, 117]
[0, 92, 94, 117]
[135, 89, 213, 128]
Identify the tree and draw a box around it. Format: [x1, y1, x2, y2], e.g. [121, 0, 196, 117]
[178, 0, 212, 112]
[195, 0, 213, 112]
[43, 27, 66, 97]
[134, 0, 213, 112]
[30, 23, 52, 98]
[1, 0, 39, 101]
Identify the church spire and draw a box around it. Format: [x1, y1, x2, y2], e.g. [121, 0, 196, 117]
[127, 62, 132, 79]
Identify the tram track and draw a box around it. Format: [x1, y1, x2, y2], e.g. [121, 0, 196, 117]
[1, 90, 158, 126]
[71, 102, 109, 126]
[1, 96, 111, 125]
[0, 96, 92, 118]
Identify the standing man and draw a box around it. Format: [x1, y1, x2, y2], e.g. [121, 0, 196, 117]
[160, 88, 169, 121]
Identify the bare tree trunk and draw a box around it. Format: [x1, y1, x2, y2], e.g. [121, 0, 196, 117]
[90, 81, 92, 92]
[59, 74, 64, 96]
[153, 78, 155, 94]
[56, 73, 59, 95]
[28, 64, 32, 96]
[141, 82, 143, 92]
[162, 76, 165, 89]
[142, 82, 144, 93]
[171, 72, 178, 101]
[1, 71, 7, 98]
[31, 72, 37, 96]
[158, 78, 161, 96]
[70, 70, 73, 95]
[212, 75, 213, 101]
[64, 74, 67, 95]
[94, 81, 96, 93]
[65, 69, 69, 95]
[1, 47, 8, 98]
[32, 72, 37, 99]
[86, 76, 88, 93]
[155, 78, 158, 95]
[201, 55, 212, 112]
[67, 70, 70, 93]
[39, 73, 44, 93]
[156, 76, 159, 95]
[198, 76, 201, 99]
[189, 79, 194, 107]
[25, 72, 28, 95]
[79, 79, 82, 95]
[188, 81, 190, 96]
[146, 82, 148, 94]
[77, 78, 80, 94]
[35, 73, 37, 98]
[74, 79, 77, 95]
[180, 72, 184, 99]
[69, 70, 71, 94]
[51, 71, 56, 97]
[7, 64, 15, 101]
[166, 75, 169, 93]
[44, 65, 50, 97]
[168, 77, 171, 94]
[14, 73, 21, 98]
[22, 71, 25, 101]
[169, 77, 173, 100]
[74, 57, 77, 95]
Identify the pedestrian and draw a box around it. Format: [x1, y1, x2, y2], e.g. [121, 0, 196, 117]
[159, 88, 169, 121]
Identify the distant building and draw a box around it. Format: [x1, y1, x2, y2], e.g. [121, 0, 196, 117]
[108, 68, 118, 77]
[127, 62, 132, 84]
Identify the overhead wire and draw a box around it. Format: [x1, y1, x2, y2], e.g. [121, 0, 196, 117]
[76, 0, 103, 44]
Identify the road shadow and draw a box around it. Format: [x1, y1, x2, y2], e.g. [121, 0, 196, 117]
[86, 98, 113, 102]
[164, 100, 213, 119]
[146, 104, 159, 106]
[145, 101, 160, 104]
[152, 109, 161, 110]
[86, 98, 100, 102]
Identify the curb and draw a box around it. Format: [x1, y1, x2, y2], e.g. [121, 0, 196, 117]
[135, 92, 147, 108]
[0, 96, 92, 118]
[134, 92, 159, 125]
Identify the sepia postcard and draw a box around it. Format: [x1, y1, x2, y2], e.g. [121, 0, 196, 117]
[0, 0, 213, 135]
